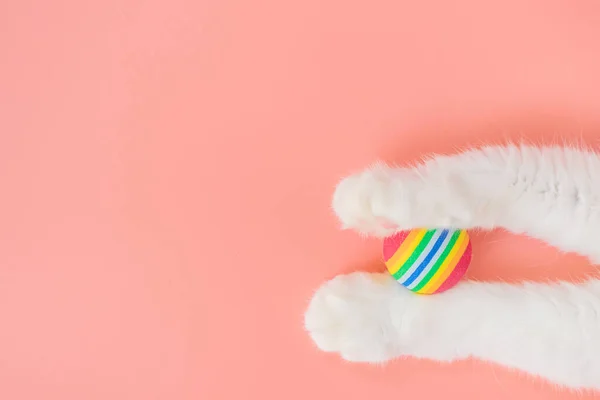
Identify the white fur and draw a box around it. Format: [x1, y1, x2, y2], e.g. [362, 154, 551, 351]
[306, 144, 600, 390]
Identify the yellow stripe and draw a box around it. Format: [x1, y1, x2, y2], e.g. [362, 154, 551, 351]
[385, 229, 423, 270]
[386, 229, 426, 275]
[418, 231, 468, 294]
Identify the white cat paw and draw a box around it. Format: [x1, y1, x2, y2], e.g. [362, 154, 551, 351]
[304, 272, 416, 363]
[332, 164, 416, 236]
[332, 163, 477, 234]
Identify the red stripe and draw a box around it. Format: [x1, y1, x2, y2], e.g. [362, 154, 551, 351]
[382, 231, 410, 262]
[434, 241, 471, 294]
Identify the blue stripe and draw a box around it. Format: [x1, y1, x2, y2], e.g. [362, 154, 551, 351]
[402, 229, 449, 286]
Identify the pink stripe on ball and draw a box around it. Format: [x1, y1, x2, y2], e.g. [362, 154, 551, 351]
[382, 231, 410, 262]
[434, 241, 472, 294]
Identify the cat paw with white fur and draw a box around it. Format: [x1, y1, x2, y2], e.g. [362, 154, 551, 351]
[304, 272, 420, 363]
[331, 164, 415, 236]
[332, 162, 475, 236]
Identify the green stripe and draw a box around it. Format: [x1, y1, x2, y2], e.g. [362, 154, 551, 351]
[411, 230, 461, 291]
[392, 230, 436, 280]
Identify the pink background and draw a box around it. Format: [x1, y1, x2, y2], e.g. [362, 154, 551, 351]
[2, 0, 600, 399]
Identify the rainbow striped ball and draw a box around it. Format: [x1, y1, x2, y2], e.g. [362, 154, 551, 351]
[383, 229, 471, 295]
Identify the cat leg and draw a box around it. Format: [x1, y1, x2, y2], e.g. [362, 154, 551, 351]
[305, 271, 600, 390]
[333, 144, 600, 262]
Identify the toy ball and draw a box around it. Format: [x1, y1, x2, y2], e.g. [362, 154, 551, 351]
[383, 228, 471, 295]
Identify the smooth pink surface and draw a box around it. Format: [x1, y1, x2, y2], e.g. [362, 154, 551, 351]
[2, 0, 600, 399]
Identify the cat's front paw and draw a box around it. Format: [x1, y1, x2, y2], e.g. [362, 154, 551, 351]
[304, 272, 418, 363]
[332, 163, 476, 235]
[332, 164, 415, 236]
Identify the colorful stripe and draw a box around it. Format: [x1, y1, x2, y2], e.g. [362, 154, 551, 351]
[417, 230, 469, 294]
[400, 229, 446, 286]
[410, 230, 460, 292]
[406, 229, 453, 290]
[386, 229, 426, 275]
[383, 228, 471, 295]
[392, 229, 435, 280]
[432, 241, 472, 294]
